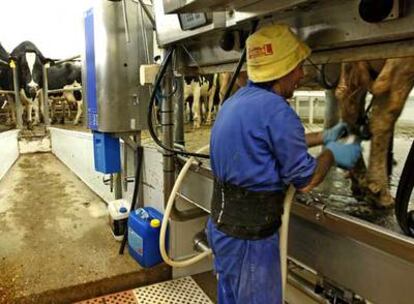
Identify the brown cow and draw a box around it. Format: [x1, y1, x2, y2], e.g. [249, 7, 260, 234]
[335, 58, 414, 208]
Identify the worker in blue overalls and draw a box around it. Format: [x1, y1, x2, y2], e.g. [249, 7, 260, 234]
[207, 24, 362, 304]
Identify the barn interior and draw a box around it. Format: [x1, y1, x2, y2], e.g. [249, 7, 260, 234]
[2, 0, 414, 304]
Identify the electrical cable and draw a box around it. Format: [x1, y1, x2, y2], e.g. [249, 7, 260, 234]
[146, 48, 210, 158]
[222, 20, 259, 104]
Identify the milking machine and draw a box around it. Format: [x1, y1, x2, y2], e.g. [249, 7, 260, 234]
[83, 0, 414, 302]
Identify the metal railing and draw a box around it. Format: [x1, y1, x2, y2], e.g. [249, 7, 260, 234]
[0, 59, 23, 129]
[42, 55, 82, 126]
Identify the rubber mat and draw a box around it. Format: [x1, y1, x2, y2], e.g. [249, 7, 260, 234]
[76, 276, 213, 304]
[76, 290, 137, 304]
[133, 277, 213, 304]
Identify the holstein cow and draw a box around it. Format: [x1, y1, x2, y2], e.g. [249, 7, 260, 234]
[184, 74, 218, 128]
[183, 71, 247, 128]
[334, 58, 414, 208]
[11, 41, 48, 128]
[0, 43, 15, 125]
[47, 62, 83, 125]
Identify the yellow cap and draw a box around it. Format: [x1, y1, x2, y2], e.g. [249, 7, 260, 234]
[150, 219, 161, 228]
[246, 24, 311, 82]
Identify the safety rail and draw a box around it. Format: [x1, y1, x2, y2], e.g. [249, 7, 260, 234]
[42, 54, 82, 126]
[0, 90, 15, 95]
[0, 59, 23, 129]
[48, 87, 82, 94]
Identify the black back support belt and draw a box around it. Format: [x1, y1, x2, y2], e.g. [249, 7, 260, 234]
[211, 178, 285, 240]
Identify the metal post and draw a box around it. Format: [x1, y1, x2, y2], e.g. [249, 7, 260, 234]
[174, 75, 185, 146]
[324, 89, 339, 129]
[309, 97, 314, 124]
[295, 97, 300, 115]
[114, 173, 123, 199]
[42, 64, 51, 126]
[162, 54, 175, 206]
[11, 62, 23, 129]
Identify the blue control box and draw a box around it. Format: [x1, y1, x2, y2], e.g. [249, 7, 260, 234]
[92, 131, 121, 174]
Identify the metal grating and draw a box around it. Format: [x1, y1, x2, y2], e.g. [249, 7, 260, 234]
[133, 276, 213, 304]
[76, 290, 137, 304]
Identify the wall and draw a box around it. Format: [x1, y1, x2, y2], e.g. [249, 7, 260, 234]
[49, 127, 115, 203]
[49, 127, 212, 277]
[0, 130, 19, 180]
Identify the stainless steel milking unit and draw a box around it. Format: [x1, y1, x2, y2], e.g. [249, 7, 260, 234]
[149, 0, 414, 303]
[83, 0, 156, 201]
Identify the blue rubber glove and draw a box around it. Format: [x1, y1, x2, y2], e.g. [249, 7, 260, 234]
[323, 122, 349, 144]
[325, 141, 362, 170]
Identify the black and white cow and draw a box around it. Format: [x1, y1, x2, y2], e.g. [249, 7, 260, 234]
[184, 74, 218, 128]
[47, 62, 83, 125]
[0, 43, 14, 125]
[11, 41, 48, 128]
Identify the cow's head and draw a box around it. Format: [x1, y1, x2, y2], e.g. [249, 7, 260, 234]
[15, 51, 44, 99]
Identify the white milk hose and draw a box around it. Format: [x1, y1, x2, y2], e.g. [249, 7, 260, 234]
[159, 145, 212, 268]
[280, 185, 296, 299]
[159, 142, 296, 292]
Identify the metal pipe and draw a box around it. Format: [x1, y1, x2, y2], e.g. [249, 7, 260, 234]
[135, 0, 156, 30]
[11, 62, 23, 129]
[324, 89, 339, 129]
[161, 51, 205, 221]
[42, 64, 51, 126]
[120, 135, 139, 151]
[123, 140, 129, 192]
[162, 53, 176, 212]
[54, 55, 81, 66]
[288, 272, 329, 303]
[114, 173, 123, 199]
[193, 231, 211, 253]
[121, 0, 131, 43]
[174, 75, 185, 146]
[47, 87, 82, 94]
[0, 90, 15, 94]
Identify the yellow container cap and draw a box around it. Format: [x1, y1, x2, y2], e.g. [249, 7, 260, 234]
[150, 219, 161, 228]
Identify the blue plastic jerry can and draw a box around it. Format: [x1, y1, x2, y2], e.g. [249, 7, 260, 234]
[128, 207, 167, 268]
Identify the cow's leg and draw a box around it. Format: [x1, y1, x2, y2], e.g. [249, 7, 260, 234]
[206, 82, 217, 125]
[219, 72, 231, 107]
[32, 97, 40, 126]
[366, 58, 414, 208]
[74, 100, 83, 125]
[26, 101, 34, 129]
[50, 98, 56, 124]
[37, 89, 45, 123]
[335, 62, 371, 196]
[192, 85, 201, 128]
[6, 95, 16, 126]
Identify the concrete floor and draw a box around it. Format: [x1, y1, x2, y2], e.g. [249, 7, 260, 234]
[0, 153, 170, 303]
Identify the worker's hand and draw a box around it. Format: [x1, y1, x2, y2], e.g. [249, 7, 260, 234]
[325, 141, 362, 169]
[323, 122, 349, 144]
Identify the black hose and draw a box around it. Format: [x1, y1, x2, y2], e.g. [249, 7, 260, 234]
[222, 20, 259, 104]
[395, 139, 414, 236]
[148, 20, 258, 159]
[119, 146, 144, 254]
[147, 48, 210, 159]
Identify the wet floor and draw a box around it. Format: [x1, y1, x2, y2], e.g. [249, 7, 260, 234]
[0, 153, 169, 303]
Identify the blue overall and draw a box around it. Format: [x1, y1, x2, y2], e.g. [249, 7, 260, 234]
[208, 81, 316, 304]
